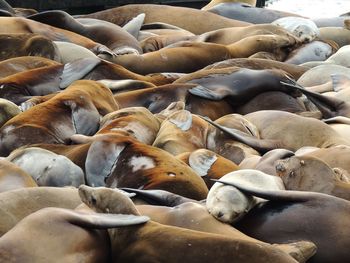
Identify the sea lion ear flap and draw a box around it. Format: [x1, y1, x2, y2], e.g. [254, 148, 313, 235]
[85, 139, 126, 187]
[69, 211, 150, 228]
[123, 13, 146, 40]
[59, 57, 101, 89]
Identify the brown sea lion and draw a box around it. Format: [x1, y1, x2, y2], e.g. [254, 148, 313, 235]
[276, 155, 350, 200]
[85, 133, 208, 200]
[77, 4, 251, 35]
[28, 10, 142, 55]
[217, 180, 350, 263]
[0, 33, 60, 61]
[0, 17, 114, 56]
[79, 185, 308, 263]
[0, 159, 36, 193]
[319, 26, 350, 47]
[0, 80, 118, 156]
[0, 207, 149, 263]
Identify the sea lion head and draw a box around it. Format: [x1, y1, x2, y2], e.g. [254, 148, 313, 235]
[79, 185, 140, 215]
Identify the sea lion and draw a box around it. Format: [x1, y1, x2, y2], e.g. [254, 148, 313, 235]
[28, 10, 142, 55]
[0, 56, 60, 78]
[0, 80, 118, 156]
[0, 186, 82, 236]
[206, 2, 302, 24]
[114, 83, 235, 120]
[79, 185, 306, 263]
[0, 159, 36, 193]
[272, 17, 320, 42]
[85, 133, 208, 200]
[111, 34, 299, 74]
[0, 33, 60, 62]
[0, 17, 115, 56]
[177, 149, 239, 188]
[77, 4, 251, 35]
[217, 180, 350, 263]
[0, 207, 149, 263]
[207, 169, 284, 223]
[6, 147, 85, 187]
[135, 201, 315, 263]
[284, 40, 337, 65]
[276, 155, 350, 200]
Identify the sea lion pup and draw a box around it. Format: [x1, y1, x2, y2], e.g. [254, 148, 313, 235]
[0, 186, 82, 236]
[216, 180, 350, 263]
[28, 10, 142, 55]
[0, 98, 21, 127]
[207, 169, 284, 223]
[177, 149, 239, 188]
[0, 207, 149, 263]
[76, 4, 251, 35]
[6, 147, 85, 187]
[203, 58, 308, 79]
[206, 2, 303, 24]
[275, 154, 350, 200]
[0, 159, 36, 193]
[84, 133, 208, 200]
[0, 33, 60, 62]
[79, 185, 305, 263]
[0, 56, 60, 78]
[0, 80, 118, 156]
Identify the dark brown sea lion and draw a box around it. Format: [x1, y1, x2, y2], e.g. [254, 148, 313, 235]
[77, 4, 251, 35]
[216, 180, 350, 263]
[28, 10, 142, 54]
[79, 185, 308, 263]
[0, 207, 149, 263]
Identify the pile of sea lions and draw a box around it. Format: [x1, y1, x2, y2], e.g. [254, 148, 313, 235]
[0, 0, 350, 261]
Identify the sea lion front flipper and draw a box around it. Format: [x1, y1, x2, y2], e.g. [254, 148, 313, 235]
[276, 241, 317, 263]
[66, 209, 150, 228]
[59, 57, 101, 89]
[85, 139, 127, 187]
[123, 13, 145, 39]
[211, 179, 321, 202]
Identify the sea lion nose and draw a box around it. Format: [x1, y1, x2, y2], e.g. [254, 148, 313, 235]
[276, 163, 286, 172]
[217, 211, 224, 218]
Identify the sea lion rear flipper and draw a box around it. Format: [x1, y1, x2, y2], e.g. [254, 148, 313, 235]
[123, 13, 145, 39]
[189, 84, 231, 100]
[0, 0, 15, 15]
[85, 140, 127, 187]
[68, 210, 150, 228]
[330, 74, 350, 92]
[211, 179, 320, 202]
[121, 188, 199, 206]
[59, 57, 101, 89]
[275, 241, 317, 263]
